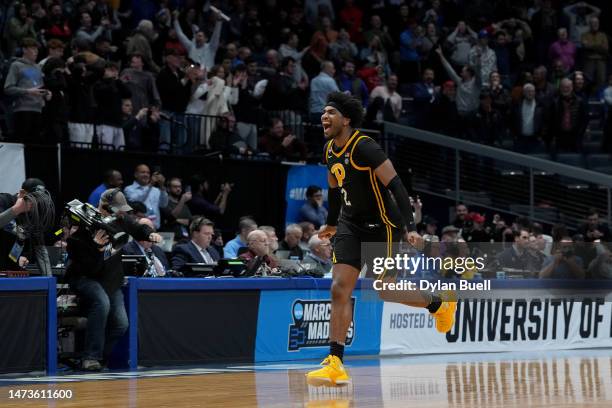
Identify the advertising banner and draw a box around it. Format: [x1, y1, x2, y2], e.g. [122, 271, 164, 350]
[381, 290, 612, 355]
[255, 289, 383, 362]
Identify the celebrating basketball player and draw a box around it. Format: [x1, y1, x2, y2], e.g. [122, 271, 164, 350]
[306, 92, 457, 387]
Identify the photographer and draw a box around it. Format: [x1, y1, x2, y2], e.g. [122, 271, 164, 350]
[65, 188, 161, 371]
[539, 237, 585, 279]
[0, 179, 54, 275]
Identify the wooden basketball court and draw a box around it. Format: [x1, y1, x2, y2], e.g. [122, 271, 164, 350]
[1, 349, 611, 407]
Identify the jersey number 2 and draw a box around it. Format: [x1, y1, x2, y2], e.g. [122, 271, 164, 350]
[341, 188, 352, 206]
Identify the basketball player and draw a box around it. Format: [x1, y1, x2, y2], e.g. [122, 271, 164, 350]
[306, 92, 456, 387]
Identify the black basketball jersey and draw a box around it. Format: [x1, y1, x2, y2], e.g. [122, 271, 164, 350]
[324, 130, 403, 228]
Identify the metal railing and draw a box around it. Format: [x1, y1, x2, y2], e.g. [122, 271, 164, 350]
[385, 122, 612, 229]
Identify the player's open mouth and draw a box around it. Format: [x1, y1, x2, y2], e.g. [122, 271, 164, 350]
[322, 123, 331, 131]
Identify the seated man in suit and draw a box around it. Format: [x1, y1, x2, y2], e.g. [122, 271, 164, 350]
[122, 218, 170, 276]
[239, 229, 278, 275]
[302, 235, 332, 277]
[171, 217, 220, 271]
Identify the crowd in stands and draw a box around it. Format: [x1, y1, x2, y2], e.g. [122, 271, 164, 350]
[414, 202, 612, 279]
[2, 0, 612, 159]
[65, 163, 612, 280]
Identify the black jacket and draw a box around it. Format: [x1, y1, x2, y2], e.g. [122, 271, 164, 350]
[66, 216, 153, 293]
[94, 78, 132, 127]
[156, 67, 191, 113]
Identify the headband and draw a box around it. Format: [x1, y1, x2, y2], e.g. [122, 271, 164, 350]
[326, 101, 349, 119]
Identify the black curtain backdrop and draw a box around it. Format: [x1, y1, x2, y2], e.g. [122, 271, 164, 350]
[138, 290, 260, 365]
[25, 146, 289, 236]
[0, 291, 47, 374]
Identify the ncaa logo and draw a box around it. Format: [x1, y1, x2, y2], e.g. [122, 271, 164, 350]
[288, 298, 355, 351]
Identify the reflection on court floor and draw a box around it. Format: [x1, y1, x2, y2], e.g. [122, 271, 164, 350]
[0, 349, 610, 407]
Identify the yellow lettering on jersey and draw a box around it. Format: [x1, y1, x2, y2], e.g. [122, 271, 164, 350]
[331, 163, 346, 187]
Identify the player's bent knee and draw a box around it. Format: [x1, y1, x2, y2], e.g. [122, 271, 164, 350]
[330, 280, 353, 303]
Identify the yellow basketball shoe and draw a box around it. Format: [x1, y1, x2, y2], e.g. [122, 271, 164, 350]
[431, 291, 457, 333]
[306, 355, 351, 387]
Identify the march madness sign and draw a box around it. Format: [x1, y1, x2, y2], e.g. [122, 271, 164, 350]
[288, 298, 355, 351]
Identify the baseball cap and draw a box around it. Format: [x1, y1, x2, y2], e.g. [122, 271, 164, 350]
[478, 29, 489, 39]
[469, 212, 486, 223]
[100, 189, 132, 213]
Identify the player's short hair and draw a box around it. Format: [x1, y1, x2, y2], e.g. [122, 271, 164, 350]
[326, 92, 364, 128]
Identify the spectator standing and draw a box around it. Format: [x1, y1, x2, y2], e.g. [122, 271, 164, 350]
[6, 4, 37, 57]
[511, 83, 546, 152]
[94, 61, 131, 149]
[309, 61, 339, 123]
[563, 1, 600, 46]
[445, 21, 477, 68]
[124, 164, 168, 229]
[581, 17, 608, 91]
[4, 38, 50, 144]
[399, 20, 420, 84]
[436, 47, 481, 128]
[411, 68, 437, 129]
[126, 20, 160, 74]
[173, 10, 223, 71]
[156, 48, 191, 152]
[468, 30, 497, 87]
[120, 54, 161, 114]
[548, 28, 576, 72]
[328, 28, 358, 65]
[551, 78, 588, 151]
[336, 60, 369, 108]
[369, 74, 402, 122]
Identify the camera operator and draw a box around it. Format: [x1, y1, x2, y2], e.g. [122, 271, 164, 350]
[65, 188, 161, 371]
[0, 179, 54, 275]
[539, 237, 585, 279]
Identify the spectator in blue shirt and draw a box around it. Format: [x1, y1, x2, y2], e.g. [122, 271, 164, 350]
[400, 20, 420, 84]
[336, 60, 369, 108]
[88, 169, 123, 206]
[299, 185, 328, 229]
[309, 61, 339, 123]
[411, 68, 437, 129]
[124, 164, 168, 229]
[224, 217, 257, 258]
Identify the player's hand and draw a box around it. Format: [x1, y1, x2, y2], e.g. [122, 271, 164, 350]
[405, 231, 423, 251]
[318, 225, 337, 240]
